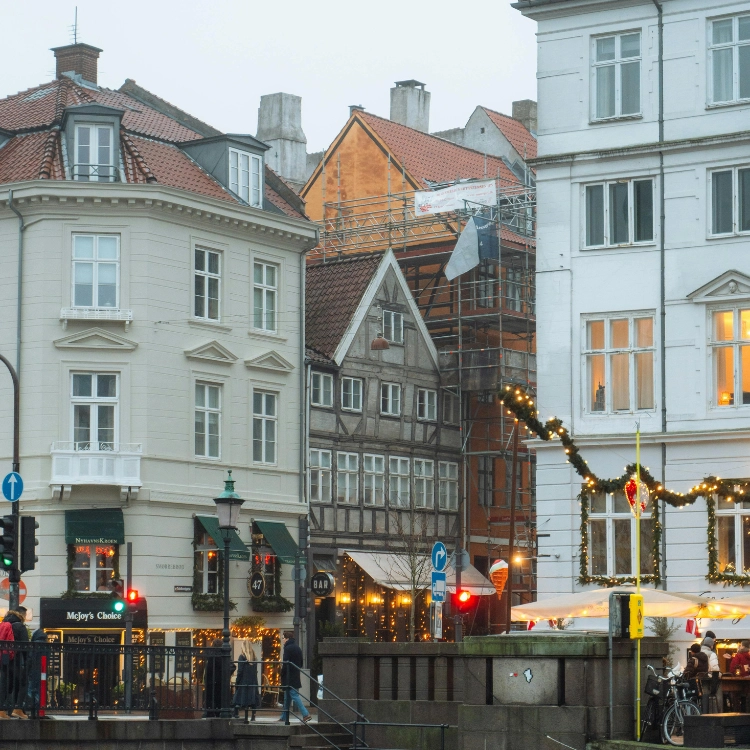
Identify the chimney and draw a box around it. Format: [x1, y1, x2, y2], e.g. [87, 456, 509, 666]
[349, 104, 365, 117]
[512, 99, 537, 135]
[51, 43, 102, 85]
[256, 93, 308, 189]
[390, 80, 430, 133]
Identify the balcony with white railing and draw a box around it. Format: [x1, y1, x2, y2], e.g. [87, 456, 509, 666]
[50, 442, 142, 492]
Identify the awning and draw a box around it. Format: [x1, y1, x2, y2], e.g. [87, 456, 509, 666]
[65, 508, 124, 545]
[196, 516, 250, 561]
[344, 549, 494, 596]
[255, 521, 299, 564]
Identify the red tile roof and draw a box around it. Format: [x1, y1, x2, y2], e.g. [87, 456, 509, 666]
[306, 254, 382, 360]
[0, 130, 64, 183]
[481, 108, 537, 160]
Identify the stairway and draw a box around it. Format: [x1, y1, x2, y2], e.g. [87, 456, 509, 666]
[290, 721, 360, 750]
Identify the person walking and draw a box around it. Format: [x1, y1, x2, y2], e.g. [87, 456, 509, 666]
[279, 631, 311, 724]
[1, 609, 29, 719]
[232, 641, 260, 720]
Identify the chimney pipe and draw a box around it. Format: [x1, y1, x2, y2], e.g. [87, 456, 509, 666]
[390, 80, 430, 133]
[51, 43, 102, 85]
[349, 105, 365, 117]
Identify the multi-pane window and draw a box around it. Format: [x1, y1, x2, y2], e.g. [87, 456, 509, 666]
[309, 449, 332, 502]
[72, 373, 117, 450]
[711, 308, 750, 407]
[443, 391, 460, 425]
[337, 452, 359, 504]
[592, 32, 641, 119]
[716, 499, 750, 574]
[588, 491, 654, 577]
[417, 389, 437, 421]
[585, 179, 654, 247]
[74, 124, 114, 181]
[711, 167, 750, 236]
[229, 149, 262, 207]
[709, 15, 750, 104]
[72, 235, 119, 308]
[383, 310, 404, 344]
[311, 372, 333, 407]
[253, 262, 278, 332]
[389, 457, 410, 507]
[195, 383, 221, 459]
[72, 544, 117, 591]
[414, 459, 434, 508]
[584, 315, 655, 413]
[478, 455, 494, 506]
[364, 454, 385, 506]
[341, 377, 363, 411]
[194, 248, 220, 321]
[194, 533, 219, 594]
[381, 383, 401, 416]
[253, 391, 277, 463]
[439, 462, 459, 511]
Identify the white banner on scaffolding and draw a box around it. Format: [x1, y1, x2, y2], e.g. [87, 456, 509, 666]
[414, 179, 496, 215]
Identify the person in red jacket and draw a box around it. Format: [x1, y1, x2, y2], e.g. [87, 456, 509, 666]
[730, 640, 750, 676]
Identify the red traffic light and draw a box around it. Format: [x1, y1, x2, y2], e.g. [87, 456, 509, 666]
[127, 589, 139, 602]
[458, 590, 471, 603]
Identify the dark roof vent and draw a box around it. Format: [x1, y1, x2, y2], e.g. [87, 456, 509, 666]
[51, 43, 102, 85]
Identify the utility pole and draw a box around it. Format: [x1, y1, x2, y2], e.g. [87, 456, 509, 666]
[0, 354, 20, 612]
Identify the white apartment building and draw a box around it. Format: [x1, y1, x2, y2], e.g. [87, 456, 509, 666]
[515, 0, 750, 634]
[0, 42, 317, 652]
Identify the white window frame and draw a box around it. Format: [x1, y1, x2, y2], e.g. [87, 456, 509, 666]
[194, 247, 221, 321]
[309, 449, 332, 503]
[715, 498, 750, 575]
[74, 123, 115, 182]
[381, 382, 401, 416]
[438, 462, 459, 511]
[582, 313, 656, 415]
[388, 456, 410, 508]
[709, 166, 750, 237]
[383, 310, 404, 344]
[414, 459, 434, 509]
[708, 306, 750, 409]
[583, 178, 655, 248]
[590, 31, 642, 121]
[341, 377, 363, 412]
[336, 452, 359, 504]
[72, 234, 120, 309]
[252, 390, 278, 464]
[417, 388, 438, 421]
[72, 543, 118, 592]
[195, 382, 222, 459]
[311, 372, 334, 408]
[253, 261, 278, 333]
[71, 372, 119, 451]
[194, 533, 219, 594]
[229, 148, 262, 207]
[708, 14, 750, 106]
[363, 453, 385, 506]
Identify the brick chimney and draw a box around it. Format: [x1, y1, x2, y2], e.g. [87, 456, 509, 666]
[512, 100, 537, 135]
[51, 43, 102, 84]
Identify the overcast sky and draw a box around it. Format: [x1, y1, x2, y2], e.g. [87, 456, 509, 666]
[2, 1, 537, 152]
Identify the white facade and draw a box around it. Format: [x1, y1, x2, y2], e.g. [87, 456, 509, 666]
[518, 0, 750, 627]
[0, 180, 317, 634]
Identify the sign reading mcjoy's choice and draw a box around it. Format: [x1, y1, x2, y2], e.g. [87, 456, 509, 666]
[40, 597, 147, 630]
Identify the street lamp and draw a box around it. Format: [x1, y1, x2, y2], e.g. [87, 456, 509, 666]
[213, 469, 244, 719]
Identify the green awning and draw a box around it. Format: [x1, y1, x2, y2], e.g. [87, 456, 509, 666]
[196, 516, 250, 561]
[255, 521, 298, 564]
[65, 508, 125, 545]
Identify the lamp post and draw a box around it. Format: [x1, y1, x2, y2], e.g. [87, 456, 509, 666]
[0, 354, 20, 611]
[213, 470, 244, 720]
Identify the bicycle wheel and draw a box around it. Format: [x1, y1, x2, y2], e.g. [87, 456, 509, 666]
[640, 697, 660, 742]
[662, 700, 700, 746]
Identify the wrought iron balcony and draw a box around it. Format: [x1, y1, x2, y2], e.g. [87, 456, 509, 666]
[71, 164, 121, 182]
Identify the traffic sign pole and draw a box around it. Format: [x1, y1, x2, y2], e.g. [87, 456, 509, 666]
[0, 354, 20, 613]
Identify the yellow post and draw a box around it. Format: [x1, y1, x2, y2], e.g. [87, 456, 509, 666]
[636, 427, 641, 740]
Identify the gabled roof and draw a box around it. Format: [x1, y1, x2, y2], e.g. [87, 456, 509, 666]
[480, 107, 537, 160]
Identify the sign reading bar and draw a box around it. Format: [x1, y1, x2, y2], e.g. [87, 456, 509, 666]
[40, 597, 147, 630]
[311, 572, 334, 597]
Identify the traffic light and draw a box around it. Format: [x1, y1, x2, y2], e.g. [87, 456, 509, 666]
[112, 596, 125, 613]
[20, 516, 39, 572]
[0, 515, 17, 571]
[455, 589, 473, 612]
[127, 589, 139, 603]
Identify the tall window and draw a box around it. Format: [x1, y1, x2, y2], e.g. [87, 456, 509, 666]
[443, 391, 460, 425]
[417, 389, 437, 421]
[716, 498, 750, 574]
[74, 124, 114, 181]
[439, 462, 459, 511]
[253, 262, 278, 332]
[311, 372, 333, 407]
[194, 533, 219, 594]
[195, 383, 221, 458]
[337, 452, 359, 503]
[711, 167, 750, 236]
[478, 455, 494, 506]
[72, 235, 119, 308]
[383, 310, 404, 344]
[711, 308, 750, 407]
[414, 459, 434, 508]
[585, 179, 654, 247]
[72, 544, 117, 591]
[588, 491, 653, 577]
[363, 454, 385, 506]
[389, 457, 410, 507]
[229, 148, 262, 207]
[709, 15, 750, 104]
[309, 449, 332, 502]
[71, 373, 117, 450]
[341, 377, 363, 411]
[592, 32, 641, 119]
[381, 383, 401, 416]
[194, 248, 220, 321]
[584, 315, 655, 413]
[253, 391, 277, 463]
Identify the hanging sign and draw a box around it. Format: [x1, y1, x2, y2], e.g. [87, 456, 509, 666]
[248, 572, 265, 598]
[311, 572, 334, 597]
[489, 559, 509, 600]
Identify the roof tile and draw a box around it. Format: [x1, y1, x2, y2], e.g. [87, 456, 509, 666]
[481, 108, 537, 160]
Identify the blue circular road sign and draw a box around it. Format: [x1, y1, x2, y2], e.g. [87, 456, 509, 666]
[1, 472, 23, 502]
[431, 541, 447, 572]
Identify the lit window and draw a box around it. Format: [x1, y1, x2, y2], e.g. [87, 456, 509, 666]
[72, 235, 119, 309]
[381, 383, 401, 416]
[253, 262, 278, 332]
[311, 372, 333, 407]
[389, 456, 410, 507]
[711, 167, 750, 235]
[711, 308, 750, 407]
[414, 459, 434, 508]
[336, 452, 359, 504]
[417, 388, 437, 421]
[72, 544, 117, 592]
[71, 373, 118, 450]
[229, 148, 262, 207]
[363, 454, 385, 506]
[253, 391, 277, 464]
[341, 377, 363, 411]
[716, 499, 750, 574]
[74, 124, 115, 182]
[585, 179, 654, 247]
[592, 32, 641, 120]
[709, 15, 750, 105]
[194, 532, 219, 594]
[439, 462, 459, 511]
[195, 383, 221, 459]
[194, 248, 221, 321]
[309, 449, 332, 502]
[383, 310, 404, 344]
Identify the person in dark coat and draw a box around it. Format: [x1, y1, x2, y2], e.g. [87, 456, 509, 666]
[203, 638, 224, 718]
[1, 609, 29, 719]
[684, 643, 709, 681]
[279, 631, 310, 723]
[24, 630, 48, 718]
[232, 641, 260, 720]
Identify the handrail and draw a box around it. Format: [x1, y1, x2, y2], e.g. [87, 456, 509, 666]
[298, 666, 368, 722]
[352, 721, 450, 750]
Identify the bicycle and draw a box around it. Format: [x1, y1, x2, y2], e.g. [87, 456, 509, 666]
[642, 664, 702, 746]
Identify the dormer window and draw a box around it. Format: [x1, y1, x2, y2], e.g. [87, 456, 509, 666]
[229, 149, 262, 207]
[75, 124, 115, 182]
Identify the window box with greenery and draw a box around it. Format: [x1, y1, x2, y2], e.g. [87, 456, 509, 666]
[192, 523, 236, 612]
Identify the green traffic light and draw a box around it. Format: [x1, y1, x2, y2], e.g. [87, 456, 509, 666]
[1, 556, 12, 570]
[113, 600, 125, 613]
